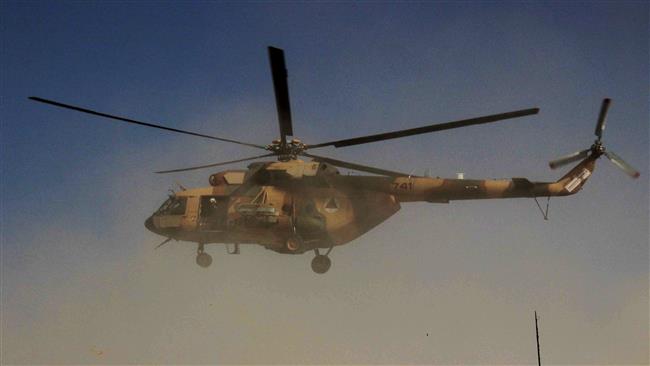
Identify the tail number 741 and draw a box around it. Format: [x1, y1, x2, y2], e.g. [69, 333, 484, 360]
[392, 182, 414, 191]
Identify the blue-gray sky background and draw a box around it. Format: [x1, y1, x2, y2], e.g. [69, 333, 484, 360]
[1, 2, 648, 364]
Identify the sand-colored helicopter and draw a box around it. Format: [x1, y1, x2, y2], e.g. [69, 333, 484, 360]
[30, 47, 639, 273]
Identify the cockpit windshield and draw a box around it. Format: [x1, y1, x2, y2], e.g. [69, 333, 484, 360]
[155, 196, 187, 216]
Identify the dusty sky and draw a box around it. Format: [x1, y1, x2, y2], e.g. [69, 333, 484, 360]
[2, 2, 648, 364]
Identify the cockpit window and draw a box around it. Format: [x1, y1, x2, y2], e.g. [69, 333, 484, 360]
[155, 196, 187, 216]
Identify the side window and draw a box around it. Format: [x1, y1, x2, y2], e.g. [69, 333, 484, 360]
[168, 197, 187, 215]
[156, 197, 187, 216]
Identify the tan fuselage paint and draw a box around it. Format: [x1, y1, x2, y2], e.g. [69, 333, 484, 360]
[149, 157, 596, 249]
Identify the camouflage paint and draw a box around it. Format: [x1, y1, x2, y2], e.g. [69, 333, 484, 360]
[146, 157, 596, 251]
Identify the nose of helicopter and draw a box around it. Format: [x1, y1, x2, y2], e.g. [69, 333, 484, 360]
[144, 216, 156, 233]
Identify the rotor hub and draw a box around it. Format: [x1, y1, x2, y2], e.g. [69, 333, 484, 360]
[591, 140, 605, 156]
[266, 138, 306, 160]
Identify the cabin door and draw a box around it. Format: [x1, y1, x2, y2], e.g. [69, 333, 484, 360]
[199, 196, 228, 231]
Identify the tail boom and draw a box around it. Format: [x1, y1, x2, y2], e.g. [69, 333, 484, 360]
[388, 157, 597, 202]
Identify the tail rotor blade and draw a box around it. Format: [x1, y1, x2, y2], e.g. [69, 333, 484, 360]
[595, 98, 611, 140]
[549, 149, 590, 169]
[604, 151, 640, 178]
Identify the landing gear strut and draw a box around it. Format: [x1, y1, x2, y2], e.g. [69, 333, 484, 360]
[311, 247, 332, 274]
[226, 243, 240, 254]
[196, 243, 212, 268]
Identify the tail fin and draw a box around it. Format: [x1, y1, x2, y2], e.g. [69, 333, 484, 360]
[555, 157, 597, 195]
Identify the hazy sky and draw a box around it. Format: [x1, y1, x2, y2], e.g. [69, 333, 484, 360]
[2, 2, 648, 364]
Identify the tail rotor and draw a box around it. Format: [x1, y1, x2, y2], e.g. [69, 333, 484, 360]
[594, 97, 611, 140]
[548, 148, 590, 169]
[603, 150, 640, 178]
[549, 98, 640, 179]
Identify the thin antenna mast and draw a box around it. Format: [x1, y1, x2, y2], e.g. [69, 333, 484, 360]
[535, 311, 541, 366]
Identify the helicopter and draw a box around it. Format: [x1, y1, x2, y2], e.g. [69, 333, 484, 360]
[29, 46, 639, 274]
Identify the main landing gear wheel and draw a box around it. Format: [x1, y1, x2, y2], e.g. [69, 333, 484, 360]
[196, 244, 212, 268]
[311, 254, 331, 274]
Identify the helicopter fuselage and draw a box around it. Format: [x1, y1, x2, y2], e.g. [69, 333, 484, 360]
[145, 158, 594, 254]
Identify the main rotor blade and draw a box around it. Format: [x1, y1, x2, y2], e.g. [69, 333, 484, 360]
[549, 149, 590, 169]
[604, 150, 640, 178]
[595, 98, 611, 140]
[155, 153, 276, 174]
[268, 46, 293, 144]
[307, 107, 539, 149]
[29, 97, 266, 150]
[301, 152, 409, 177]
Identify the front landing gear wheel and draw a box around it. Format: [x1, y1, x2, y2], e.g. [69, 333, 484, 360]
[196, 244, 212, 268]
[311, 255, 331, 274]
[196, 252, 212, 268]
